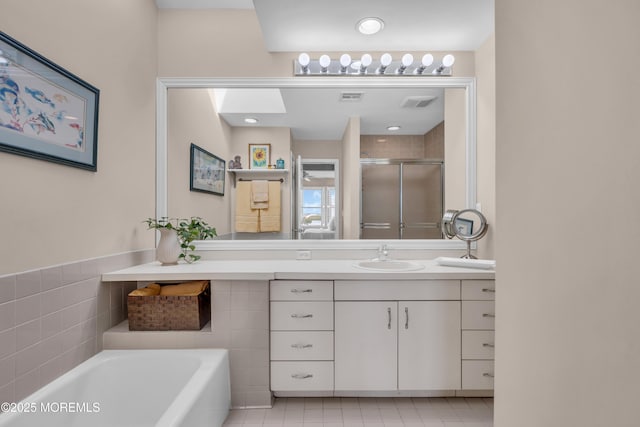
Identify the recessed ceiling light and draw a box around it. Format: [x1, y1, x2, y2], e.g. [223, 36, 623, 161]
[387, 125, 401, 131]
[244, 118, 258, 124]
[356, 17, 384, 35]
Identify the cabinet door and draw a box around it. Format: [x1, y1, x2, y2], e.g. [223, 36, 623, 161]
[335, 302, 397, 390]
[398, 301, 461, 390]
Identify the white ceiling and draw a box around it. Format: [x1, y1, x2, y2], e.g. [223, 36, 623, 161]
[157, 0, 493, 140]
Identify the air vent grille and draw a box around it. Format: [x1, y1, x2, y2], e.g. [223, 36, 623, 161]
[400, 95, 437, 108]
[340, 92, 364, 102]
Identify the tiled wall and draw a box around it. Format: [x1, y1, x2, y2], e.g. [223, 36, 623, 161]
[102, 280, 272, 408]
[0, 250, 154, 406]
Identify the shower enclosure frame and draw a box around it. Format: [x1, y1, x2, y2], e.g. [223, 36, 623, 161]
[359, 158, 445, 240]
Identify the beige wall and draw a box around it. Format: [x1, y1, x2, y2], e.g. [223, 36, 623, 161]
[475, 34, 496, 259]
[495, 1, 640, 426]
[0, 0, 157, 275]
[292, 140, 341, 159]
[340, 117, 361, 239]
[167, 89, 233, 235]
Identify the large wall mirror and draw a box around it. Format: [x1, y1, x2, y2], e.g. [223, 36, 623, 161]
[156, 77, 476, 249]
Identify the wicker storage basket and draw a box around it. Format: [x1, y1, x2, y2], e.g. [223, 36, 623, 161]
[127, 282, 211, 331]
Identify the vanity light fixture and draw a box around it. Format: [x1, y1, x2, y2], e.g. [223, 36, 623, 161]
[294, 52, 454, 76]
[244, 117, 259, 124]
[357, 17, 384, 35]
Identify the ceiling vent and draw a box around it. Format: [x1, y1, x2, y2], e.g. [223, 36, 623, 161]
[400, 95, 437, 108]
[340, 92, 364, 102]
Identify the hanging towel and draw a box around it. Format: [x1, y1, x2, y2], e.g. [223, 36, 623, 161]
[235, 181, 259, 232]
[251, 180, 269, 209]
[259, 181, 281, 232]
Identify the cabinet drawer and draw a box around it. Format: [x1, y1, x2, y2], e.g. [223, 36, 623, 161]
[271, 361, 334, 391]
[461, 280, 495, 301]
[462, 301, 495, 330]
[462, 360, 494, 390]
[270, 302, 334, 330]
[335, 280, 460, 301]
[271, 331, 334, 361]
[462, 331, 495, 359]
[270, 280, 333, 301]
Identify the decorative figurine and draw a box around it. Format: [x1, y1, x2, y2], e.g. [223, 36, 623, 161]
[233, 155, 242, 169]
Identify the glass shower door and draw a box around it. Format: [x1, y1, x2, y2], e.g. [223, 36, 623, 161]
[360, 163, 401, 239]
[401, 162, 444, 239]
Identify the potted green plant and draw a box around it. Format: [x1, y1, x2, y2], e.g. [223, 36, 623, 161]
[144, 216, 216, 264]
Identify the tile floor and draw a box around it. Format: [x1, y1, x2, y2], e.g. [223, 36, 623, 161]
[223, 397, 493, 426]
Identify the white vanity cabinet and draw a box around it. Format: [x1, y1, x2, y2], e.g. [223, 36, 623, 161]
[334, 280, 461, 391]
[269, 280, 334, 392]
[461, 280, 495, 390]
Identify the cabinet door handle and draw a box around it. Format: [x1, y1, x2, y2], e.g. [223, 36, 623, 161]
[291, 373, 313, 379]
[482, 288, 495, 293]
[482, 313, 495, 318]
[404, 307, 409, 329]
[387, 307, 392, 330]
[291, 343, 313, 349]
[482, 343, 495, 348]
[290, 288, 313, 293]
[482, 373, 495, 378]
[291, 313, 313, 319]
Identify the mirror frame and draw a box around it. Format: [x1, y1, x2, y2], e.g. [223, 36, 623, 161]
[156, 77, 476, 250]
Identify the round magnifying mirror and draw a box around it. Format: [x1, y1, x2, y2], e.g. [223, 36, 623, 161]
[451, 209, 488, 258]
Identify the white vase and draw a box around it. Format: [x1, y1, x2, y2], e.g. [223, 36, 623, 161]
[156, 228, 181, 265]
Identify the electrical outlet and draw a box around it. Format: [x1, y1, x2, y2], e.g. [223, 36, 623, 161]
[296, 250, 312, 260]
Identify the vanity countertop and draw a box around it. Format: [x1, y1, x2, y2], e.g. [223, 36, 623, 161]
[101, 259, 494, 282]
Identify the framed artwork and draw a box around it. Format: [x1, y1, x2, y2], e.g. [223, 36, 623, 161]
[249, 143, 270, 169]
[190, 143, 225, 196]
[0, 32, 100, 171]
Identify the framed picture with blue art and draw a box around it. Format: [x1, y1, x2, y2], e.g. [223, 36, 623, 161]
[190, 143, 225, 196]
[0, 32, 100, 171]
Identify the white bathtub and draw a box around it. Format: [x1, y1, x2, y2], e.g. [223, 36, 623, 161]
[0, 349, 230, 427]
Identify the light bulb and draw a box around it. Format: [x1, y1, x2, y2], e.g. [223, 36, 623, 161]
[298, 53, 310, 74]
[396, 53, 414, 74]
[421, 54, 434, 67]
[298, 53, 310, 67]
[319, 54, 331, 72]
[339, 54, 352, 73]
[401, 53, 414, 67]
[359, 54, 372, 74]
[442, 54, 455, 68]
[377, 53, 392, 74]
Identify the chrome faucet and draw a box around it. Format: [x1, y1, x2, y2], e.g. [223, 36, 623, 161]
[378, 244, 389, 261]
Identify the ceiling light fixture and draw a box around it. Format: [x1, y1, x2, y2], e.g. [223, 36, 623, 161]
[244, 118, 259, 124]
[294, 53, 454, 76]
[387, 125, 401, 131]
[356, 17, 384, 35]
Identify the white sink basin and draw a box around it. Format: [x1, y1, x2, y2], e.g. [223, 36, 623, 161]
[354, 260, 425, 271]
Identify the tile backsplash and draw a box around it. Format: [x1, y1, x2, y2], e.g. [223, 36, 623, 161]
[0, 250, 154, 406]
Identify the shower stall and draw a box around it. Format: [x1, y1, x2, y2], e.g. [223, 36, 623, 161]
[360, 159, 444, 239]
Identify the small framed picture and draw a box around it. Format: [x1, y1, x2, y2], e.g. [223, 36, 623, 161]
[190, 143, 225, 196]
[454, 217, 474, 237]
[249, 143, 270, 169]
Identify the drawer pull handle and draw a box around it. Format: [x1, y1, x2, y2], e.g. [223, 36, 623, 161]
[482, 288, 496, 293]
[291, 289, 313, 293]
[387, 307, 392, 330]
[291, 343, 313, 349]
[482, 343, 495, 348]
[482, 313, 496, 318]
[483, 373, 495, 378]
[404, 307, 409, 329]
[291, 373, 313, 380]
[291, 313, 313, 319]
